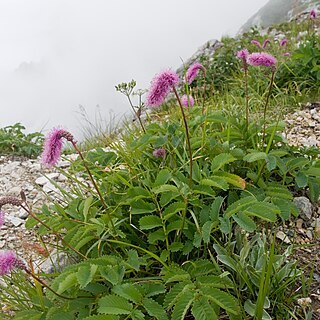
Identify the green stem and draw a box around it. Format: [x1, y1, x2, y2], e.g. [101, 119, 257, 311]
[126, 94, 146, 133]
[244, 66, 249, 129]
[172, 86, 193, 187]
[262, 69, 276, 147]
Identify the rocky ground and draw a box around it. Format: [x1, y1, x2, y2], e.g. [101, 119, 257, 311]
[0, 103, 319, 317]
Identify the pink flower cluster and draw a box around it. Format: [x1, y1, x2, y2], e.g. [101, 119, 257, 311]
[247, 52, 277, 67]
[153, 148, 166, 158]
[181, 95, 195, 107]
[310, 9, 317, 19]
[146, 63, 205, 108]
[186, 62, 206, 84]
[146, 70, 180, 107]
[0, 250, 24, 276]
[236, 50, 277, 68]
[41, 128, 74, 167]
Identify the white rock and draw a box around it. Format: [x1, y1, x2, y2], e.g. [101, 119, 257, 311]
[43, 182, 59, 193]
[276, 231, 291, 244]
[35, 176, 49, 185]
[7, 216, 25, 227]
[18, 208, 29, 219]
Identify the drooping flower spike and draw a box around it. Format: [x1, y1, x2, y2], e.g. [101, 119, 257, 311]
[181, 95, 195, 107]
[280, 38, 288, 47]
[41, 128, 75, 167]
[146, 70, 180, 107]
[0, 251, 25, 276]
[247, 52, 277, 67]
[262, 39, 271, 48]
[185, 62, 206, 84]
[0, 196, 22, 209]
[251, 40, 261, 48]
[310, 9, 317, 19]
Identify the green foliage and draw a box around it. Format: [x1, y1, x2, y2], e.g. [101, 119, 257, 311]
[0, 123, 43, 157]
[1, 15, 319, 320]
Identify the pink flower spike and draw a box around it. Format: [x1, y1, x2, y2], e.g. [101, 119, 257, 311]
[0, 251, 22, 276]
[0, 211, 4, 227]
[146, 70, 180, 107]
[262, 39, 271, 48]
[251, 40, 261, 48]
[236, 49, 249, 60]
[153, 148, 166, 158]
[181, 95, 195, 107]
[247, 52, 277, 67]
[41, 128, 74, 167]
[186, 62, 206, 84]
[310, 9, 317, 19]
[280, 38, 288, 47]
[283, 52, 291, 57]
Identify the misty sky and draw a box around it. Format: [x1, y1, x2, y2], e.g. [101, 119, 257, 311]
[0, 0, 269, 135]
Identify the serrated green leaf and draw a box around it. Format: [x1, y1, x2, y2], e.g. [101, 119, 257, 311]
[57, 273, 78, 294]
[169, 242, 184, 252]
[203, 287, 240, 315]
[202, 221, 214, 244]
[152, 184, 179, 194]
[139, 215, 163, 230]
[112, 283, 142, 304]
[163, 266, 191, 284]
[192, 296, 217, 320]
[154, 169, 172, 187]
[45, 308, 74, 320]
[14, 310, 43, 320]
[99, 265, 125, 285]
[219, 216, 231, 233]
[148, 229, 166, 244]
[210, 153, 236, 173]
[243, 202, 280, 222]
[131, 309, 145, 320]
[83, 315, 119, 320]
[210, 196, 224, 221]
[142, 283, 166, 297]
[163, 202, 185, 220]
[243, 151, 267, 163]
[171, 290, 194, 320]
[131, 200, 156, 214]
[200, 178, 228, 190]
[160, 191, 180, 207]
[265, 185, 292, 200]
[75, 235, 95, 251]
[196, 275, 233, 289]
[193, 230, 202, 248]
[77, 264, 98, 289]
[233, 212, 257, 232]
[143, 297, 168, 320]
[225, 196, 257, 218]
[127, 250, 140, 271]
[214, 172, 246, 189]
[83, 196, 93, 222]
[295, 171, 308, 188]
[266, 155, 277, 171]
[98, 294, 133, 315]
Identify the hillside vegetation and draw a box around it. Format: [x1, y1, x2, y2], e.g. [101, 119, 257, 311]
[0, 9, 319, 320]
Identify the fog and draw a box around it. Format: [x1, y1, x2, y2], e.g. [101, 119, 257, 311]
[0, 0, 268, 136]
